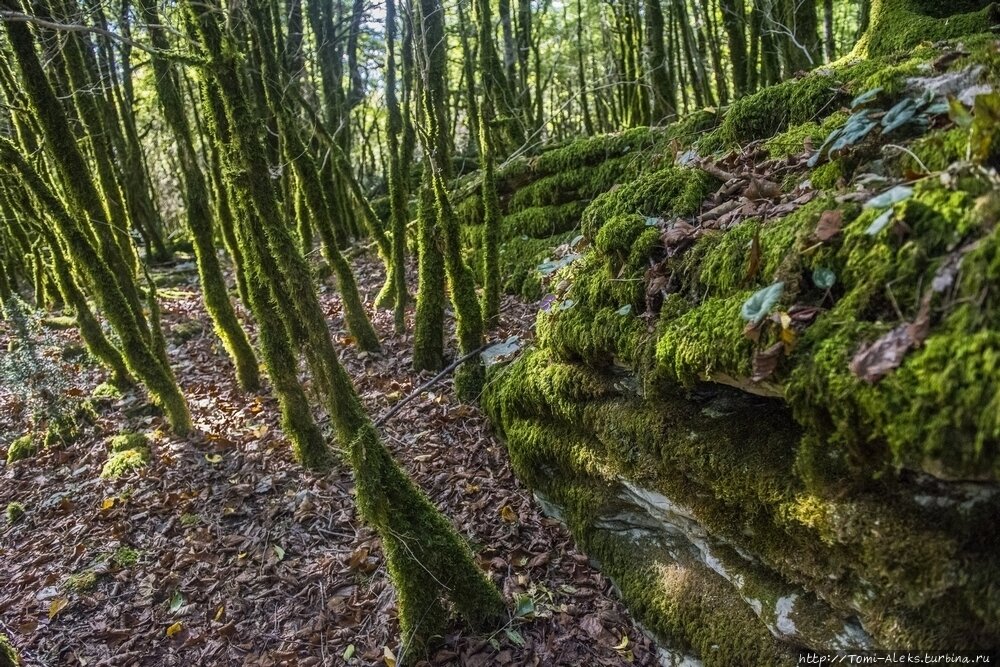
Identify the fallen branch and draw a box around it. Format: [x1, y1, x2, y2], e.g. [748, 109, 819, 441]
[375, 342, 493, 427]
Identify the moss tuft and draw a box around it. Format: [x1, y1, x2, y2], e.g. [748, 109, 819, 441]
[6, 434, 37, 464]
[108, 432, 150, 454]
[65, 570, 99, 593]
[0, 632, 20, 667]
[112, 546, 140, 568]
[101, 448, 150, 479]
[5, 502, 25, 525]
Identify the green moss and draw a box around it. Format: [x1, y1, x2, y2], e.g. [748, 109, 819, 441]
[6, 434, 37, 464]
[501, 201, 587, 239]
[5, 501, 25, 525]
[41, 315, 76, 330]
[112, 546, 140, 567]
[65, 569, 100, 593]
[349, 423, 504, 655]
[179, 512, 201, 527]
[900, 127, 970, 173]
[853, 0, 999, 59]
[101, 447, 150, 479]
[108, 432, 150, 453]
[169, 320, 204, 342]
[91, 382, 123, 400]
[709, 74, 848, 148]
[0, 632, 19, 667]
[810, 161, 846, 190]
[764, 111, 851, 159]
[581, 167, 715, 240]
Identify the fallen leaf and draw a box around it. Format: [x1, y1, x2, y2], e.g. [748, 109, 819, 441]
[850, 325, 916, 383]
[166, 621, 183, 638]
[499, 505, 518, 524]
[48, 597, 69, 619]
[504, 628, 526, 647]
[752, 343, 785, 382]
[383, 646, 396, 667]
[813, 210, 844, 242]
[744, 178, 782, 201]
[272, 545, 285, 562]
[580, 613, 605, 639]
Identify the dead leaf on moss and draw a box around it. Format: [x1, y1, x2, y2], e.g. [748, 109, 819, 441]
[752, 343, 785, 382]
[813, 210, 844, 242]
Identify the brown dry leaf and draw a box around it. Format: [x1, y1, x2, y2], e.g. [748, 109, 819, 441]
[744, 178, 783, 201]
[850, 325, 915, 383]
[347, 546, 372, 572]
[752, 343, 785, 383]
[579, 613, 605, 639]
[813, 210, 844, 242]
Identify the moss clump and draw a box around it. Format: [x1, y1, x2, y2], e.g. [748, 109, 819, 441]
[65, 570, 99, 593]
[112, 546, 140, 567]
[502, 201, 587, 239]
[5, 502, 25, 525]
[108, 432, 150, 454]
[581, 167, 715, 239]
[495, 231, 577, 300]
[5, 435, 37, 464]
[91, 382, 123, 400]
[764, 111, 851, 159]
[179, 512, 201, 527]
[169, 320, 204, 343]
[101, 448, 150, 479]
[0, 632, 20, 667]
[708, 74, 848, 148]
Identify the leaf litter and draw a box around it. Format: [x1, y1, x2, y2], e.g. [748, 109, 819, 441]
[0, 253, 658, 666]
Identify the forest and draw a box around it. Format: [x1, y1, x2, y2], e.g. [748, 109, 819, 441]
[1, 0, 999, 664]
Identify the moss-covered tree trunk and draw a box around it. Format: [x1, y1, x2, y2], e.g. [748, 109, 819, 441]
[185, 3, 504, 651]
[644, 0, 676, 123]
[0, 138, 191, 434]
[384, 0, 409, 334]
[416, 0, 487, 398]
[854, 0, 999, 57]
[248, 0, 380, 353]
[138, 0, 260, 391]
[475, 0, 503, 327]
[0, 8, 190, 433]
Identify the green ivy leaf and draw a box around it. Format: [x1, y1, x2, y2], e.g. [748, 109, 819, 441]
[740, 282, 784, 325]
[812, 267, 836, 290]
[864, 185, 913, 209]
[851, 87, 884, 108]
[865, 208, 895, 236]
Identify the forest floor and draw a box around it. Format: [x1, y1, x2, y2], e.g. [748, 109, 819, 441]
[0, 252, 659, 666]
